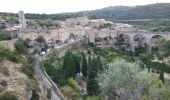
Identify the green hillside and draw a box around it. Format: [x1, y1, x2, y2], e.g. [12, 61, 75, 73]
[85, 3, 170, 21]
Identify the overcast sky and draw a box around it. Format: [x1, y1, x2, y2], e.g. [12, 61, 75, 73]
[0, 0, 170, 14]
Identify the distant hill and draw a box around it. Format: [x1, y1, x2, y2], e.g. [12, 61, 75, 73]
[83, 3, 170, 21]
[1, 3, 170, 21]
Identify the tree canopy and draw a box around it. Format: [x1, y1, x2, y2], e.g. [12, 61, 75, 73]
[97, 59, 155, 99]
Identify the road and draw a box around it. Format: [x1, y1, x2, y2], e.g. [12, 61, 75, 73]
[34, 37, 84, 100]
[34, 54, 61, 100]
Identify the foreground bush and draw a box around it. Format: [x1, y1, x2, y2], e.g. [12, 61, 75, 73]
[0, 92, 17, 100]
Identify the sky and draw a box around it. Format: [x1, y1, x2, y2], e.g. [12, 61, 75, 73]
[0, 0, 170, 14]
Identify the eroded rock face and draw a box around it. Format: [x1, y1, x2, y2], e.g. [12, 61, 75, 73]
[0, 60, 31, 100]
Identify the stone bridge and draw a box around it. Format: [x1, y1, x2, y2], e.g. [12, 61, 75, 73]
[55, 37, 85, 57]
[117, 31, 170, 53]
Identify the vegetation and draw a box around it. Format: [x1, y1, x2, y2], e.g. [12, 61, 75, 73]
[0, 66, 9, 76]
[97, 59, 155, 99]
[73, 54, 81, 74]
[87, 56, 102, 96]
[63, 51, 76, 79]
[0, 31, 11, 41]
[36, 35, 45, 43]
[14, 39, 29, 54]
[0, 80, 7, 87]
[21, 56, 35, 79]
[0, 47, 20, 63]
[2, 3, 170, 21]
[82, 52, 87, 77]
[0, 92, 17, 100]
[47, 89, 52, 99]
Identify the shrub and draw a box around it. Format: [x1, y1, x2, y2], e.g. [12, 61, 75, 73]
[0, 31, 11, 41]
[0, 47, 20, 63]
[36, 36, 45, 43]
[0, 80, 7, 87]
[86, 96, 100, 100]
[21, 61, 34, 79]
[0, 67, 9, 76]
[14, 39, 29, 54]
[47, 88, 52, 99]
[0, 92, 17, 100]
[67, 78, 78, 90]
[31, 90, 39, 100]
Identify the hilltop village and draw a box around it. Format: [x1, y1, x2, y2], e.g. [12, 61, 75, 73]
[0, 10, 170, 100]
[0, 11, 140, 49]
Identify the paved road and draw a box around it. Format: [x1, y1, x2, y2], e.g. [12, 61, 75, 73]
[34, 54, 60, 100]
[34, 38, 83, 100]
[34, 37, 84, 100]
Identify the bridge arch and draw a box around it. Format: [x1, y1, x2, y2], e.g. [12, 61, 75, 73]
[150, 35, 166, 47]
[118, 33, 131, 43]
[133, 34, 146, 46]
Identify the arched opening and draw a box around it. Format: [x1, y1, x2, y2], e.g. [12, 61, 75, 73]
[150, 35, 165, 47]
[115, 34, 130, 51]
[133, 34, 146, 46]
[133, 34, 146, 54]
[117, 34, 130, 44]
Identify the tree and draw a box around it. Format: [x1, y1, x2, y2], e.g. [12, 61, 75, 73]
[87, 57, 100, 96]
[96, 56, 103, 72]
[73, 55, 81, 74]
[97, 59, 155, 99]
[63, 51, 76, 79]
[0, 31, 11, 41]
[36, 35, 45, 43]
[82, 53, 88, 77]
[159, 68, 164, 84]
[157, 40, 170, 59]
[14, 39, 29, 54]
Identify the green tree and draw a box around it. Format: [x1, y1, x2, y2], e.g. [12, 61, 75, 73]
[96, 56, 103, 72]
[159, 68, 164, 84]
[82, 53, 88, 77]
[63, 51, 76, 79]
[157, 40, 170, 59]
[97, 59, 155, 99]
[0, 31, 11, 41]
[87, 57, 100, 96]
[36, 35, 45, 43]
[14, 39, 29, 54]
[73, 55, 81, 74]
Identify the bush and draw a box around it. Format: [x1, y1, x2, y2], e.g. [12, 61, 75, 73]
[14, 39, 29, 54]
[0, 92, 17, 100]
[31, 90, 39, 100]
[0, 67, 9, 76]
[0, 48, 20, 63]
[41, 61, 66, 86]
[47, 88, 52, 99]
[0, 80, 7, 87]
[36, 36, 45, 43]
[0, 31, 11, 41]
[67, 78, 78, 90]
[86, 96, 100, 100]
[21, 61, 34, 79]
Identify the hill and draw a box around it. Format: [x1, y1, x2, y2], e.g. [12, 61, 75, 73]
[84, 3, 170, 21]
[1, 3, 170, 21]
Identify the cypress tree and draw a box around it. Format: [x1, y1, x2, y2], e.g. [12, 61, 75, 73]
[82, 53, 88, 77]
[96, 56, 103, 72]
[63, 51, 76, 79]
[73, 55, 81, 74]
[159, 68, 164, 83]
[87, 57, 100, 96]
